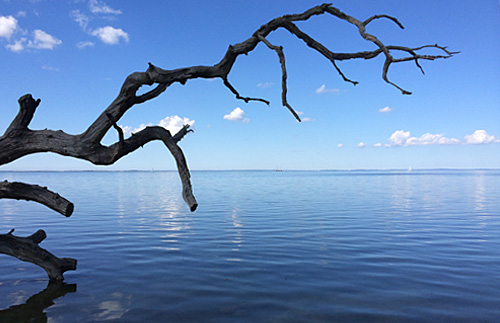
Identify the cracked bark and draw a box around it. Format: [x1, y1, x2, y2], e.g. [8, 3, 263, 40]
[0, 3, 456, 281]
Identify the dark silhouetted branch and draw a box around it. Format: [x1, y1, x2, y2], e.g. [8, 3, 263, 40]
[0, 229, 77, 281]
[0, 3, 456, 280]
[0, 4, 456, 211]
[0, 181, 73, 217]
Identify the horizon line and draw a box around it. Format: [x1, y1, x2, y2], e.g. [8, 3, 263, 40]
[1, 168, 499, 172]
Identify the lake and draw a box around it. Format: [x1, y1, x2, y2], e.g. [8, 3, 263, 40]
[0, 170, 499, 322]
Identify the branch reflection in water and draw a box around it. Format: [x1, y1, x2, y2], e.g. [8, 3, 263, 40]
[0, 281, 76, 322]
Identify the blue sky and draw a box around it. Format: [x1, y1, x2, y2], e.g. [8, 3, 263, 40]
[0, 0, 498, 170]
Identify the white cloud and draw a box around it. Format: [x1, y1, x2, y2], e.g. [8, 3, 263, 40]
[224, 107, 249, 123]
[0, 15, 18, 39]
[357, 142, 366, 148]
[89, 0, 122, 15]
[1, 16, 62, 52]
[77, 40, 95, 49]
[121, 116, 195, 137]
[16, 11, 27, 18]
[257, 82, 274, 88]
[379, 106, 392, 113]
[415, 133, 461, 145]
[315, 84, 340, 94]
[158, 116, 195, 136]
[6, 38, 26, 52]
[119, 125, 134, 136]
[92, 26, 128, 44]
[301, 117, 313, 122]
[357, 129, 500, 149]
[386, 130, 472, 147]
[387, 130, 411, 146]
[42, 64, 59, 72]
[464, 130, 499, 144]
[71, 10, 90, 31]
[121, 123, 150, 136]
[337, 144, 344, 148]
[27, 29, 62, 49]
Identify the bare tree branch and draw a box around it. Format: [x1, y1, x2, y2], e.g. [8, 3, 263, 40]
[0, 229, 77, 281]
[0, 3, 456, 280]
[0, 2, 457, 213]
[281, 21, 360, 86]
[222, 77, 270, 105]
[363, 14, 405, 29]
[258, 35, 301, 122]
[0, 181, 73, 217]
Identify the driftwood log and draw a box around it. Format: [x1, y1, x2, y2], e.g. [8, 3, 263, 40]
[0, 3, 456, 281]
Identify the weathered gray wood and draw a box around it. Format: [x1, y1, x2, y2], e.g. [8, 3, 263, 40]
[0, 181, 73, 217]
[0, 229, 77, 281]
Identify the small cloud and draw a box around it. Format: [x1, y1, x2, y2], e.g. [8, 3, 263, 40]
[387, 130, 411, 146]
[70, 10, 90, 31]
[257, 82, 274, 88]
[89, 0, 122, 15]
[91, 26, 128, 44]
[464, 130, 499, 144]
[0, 15, 19, 40]
[224, 107, 249, 123]
[363, 129, 499, 148]
[16, 11, 27, 18]
[121, 115, 194, 137]
[337, 144, 344, 148]
[315, 84, 340, 94]
[6, 37, 26, 52]
[120, 125, 133, 136]
[357, 142, 366, 148]
[158, 115, 195, 135]
[386, 130, 461, 147]
[76, 40, 94, 49]
[27, 29, 62, 49]
[42, 64, 59, 72]
[379, 106, 392, 113]
[121, 123, 150, 136]
[295, 111, 314, 122]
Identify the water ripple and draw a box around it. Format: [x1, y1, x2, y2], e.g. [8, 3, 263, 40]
[1, 170, 499, 321]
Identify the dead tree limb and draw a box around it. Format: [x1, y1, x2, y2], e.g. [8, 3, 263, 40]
[0, 229, 77, 281]
[0, 181, 73, 217]
[0, 3, 456, 212]
[0, 3, 456, 280]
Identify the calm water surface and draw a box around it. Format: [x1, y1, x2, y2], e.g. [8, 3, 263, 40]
[0, 170, 499, 322]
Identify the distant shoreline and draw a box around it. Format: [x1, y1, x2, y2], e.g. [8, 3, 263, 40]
[1, 168, 499, 173]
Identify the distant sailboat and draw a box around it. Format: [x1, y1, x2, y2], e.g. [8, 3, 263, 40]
[408, 167, 412, 172]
